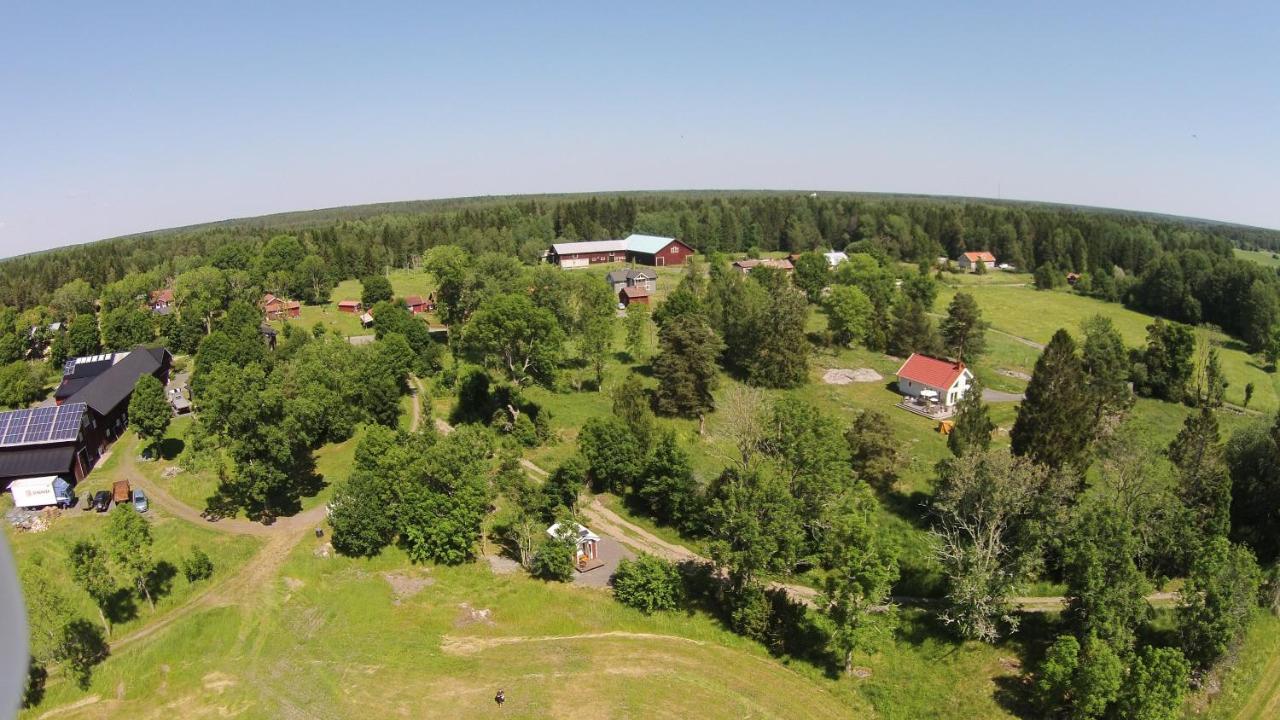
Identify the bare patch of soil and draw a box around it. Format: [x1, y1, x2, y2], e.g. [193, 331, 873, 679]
[453, 603, 495, 628]
[822, 368, 883, 385]
[383, 571, 435, 604]
[996, 368, 1032, 381]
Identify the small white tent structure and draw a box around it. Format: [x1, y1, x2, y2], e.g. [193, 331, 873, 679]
[547, 522, 600, 563]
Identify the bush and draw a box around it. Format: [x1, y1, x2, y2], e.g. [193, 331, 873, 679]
[181, 547, 214, 583]
[531, 539, 576, 582]
[611, 555, 684, 613]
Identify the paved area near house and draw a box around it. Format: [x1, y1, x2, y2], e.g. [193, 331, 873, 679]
[982, 388, 1025, 403]
[572, 536, 633, 588]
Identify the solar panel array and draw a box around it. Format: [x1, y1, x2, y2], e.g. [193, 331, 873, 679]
[0, 403, 86, 447]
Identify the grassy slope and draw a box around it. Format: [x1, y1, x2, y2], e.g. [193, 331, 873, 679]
[23, 542, 883, 720]
[935, 283, 1279, 413]
[1234, 247, 1280, 269]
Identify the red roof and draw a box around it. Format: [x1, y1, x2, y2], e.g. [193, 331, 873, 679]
[404, 295, 425, 306]
[620, 286, 650, 298]
[150, 288, 174, 304]
[963, 251, 996, 263]
[283, 300, 301, 310]
[338, 300, 361, 307]
[896, 353, 967, 390]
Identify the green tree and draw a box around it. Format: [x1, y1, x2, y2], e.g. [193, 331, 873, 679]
[396, 425, 493, 565]
[652, 316, 724, 431]
[845, 410, 899, 490]
[1035, 632, 1124, 720]
[66, 313, 101, 357]
[296, 254, 332, 304]
[578, 416, 644, 493]
[939, 292, 988, 363]
[532, 536, 577, 581]
[101, 306, 153, 349]
[1178, 536, 1262, 670]
[821, 486, 899, 675]
[611, 374, 655, 451]
[173, 266, 229, 334]
[1168, 408, 1231, 539]
[612, 554, 685, 613]
[1114, 646, 1191, 720]
[181, 547, 214, 582]
[1034, 262, 1062, 290]
[743, 282, 810, 389]
[128, 374, 171, 455]
[623, 303, 650, 359]
[932, 450, 1072, 642]
[540, 455, 587, 518]
[21, 568, 106, 689]
[792, 251, 830, 302]
[67, 540, 116, 635]
[1080, 315, 1133, 431]
[640, 431, 700, 530]
[947, 379, 994, 456]
[578, 314, 613, 390]
[360, 274, 393, 307]
[1062, 504, 1150, 651]
[1010, 329, 1092, 470]
[823, 284, 873, 347]
[0, 360, 47, 409]
[888, 299, 940, 357]
[1136, 319, 1195, 402]
[1226, 415, 1280, 562]
[704, 465, 805, 588]
[457, 293, 565, 388]
[106, 506, 157, 609]
[49, 279, 97, 319]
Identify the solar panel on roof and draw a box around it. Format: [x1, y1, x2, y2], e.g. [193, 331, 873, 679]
[21, 407, 57, 444]
[2, 409, 33, 445]
[49, 403, 84, 441]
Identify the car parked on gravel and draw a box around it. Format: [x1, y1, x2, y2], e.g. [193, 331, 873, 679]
[92, 491, 111, 512]
[132, 490, 148, 513]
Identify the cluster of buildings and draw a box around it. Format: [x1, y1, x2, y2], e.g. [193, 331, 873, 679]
[0, 346, 172, 495]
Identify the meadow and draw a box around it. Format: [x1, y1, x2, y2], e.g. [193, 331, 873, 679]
[1234, 247, 1280, 269]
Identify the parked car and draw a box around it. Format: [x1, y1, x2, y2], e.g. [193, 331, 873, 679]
[112, 480, 131, 507]
[92, 490, 111, 512]
[132, 490, 148, 513]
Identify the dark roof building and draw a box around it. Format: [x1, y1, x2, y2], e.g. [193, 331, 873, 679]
[54, 353, 121, 403]
[0, 403, 96, 486]
[68, 346, 171, 418]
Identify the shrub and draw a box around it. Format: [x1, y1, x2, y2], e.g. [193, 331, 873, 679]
[531, 540, 576, 582]
[181, 547, 214, 583]
[611, 555, 684, 614]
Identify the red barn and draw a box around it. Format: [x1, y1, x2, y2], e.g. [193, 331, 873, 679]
[403, 295, 427, 314]
[547, 234, 695, 268]
[623, 234, 695, 266]
[337, 300, 362, 314]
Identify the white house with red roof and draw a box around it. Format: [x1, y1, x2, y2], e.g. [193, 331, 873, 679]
[957, 251, 997, 272]
[895, 353, 973, 407]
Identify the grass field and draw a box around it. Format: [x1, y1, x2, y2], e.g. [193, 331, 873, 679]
[270, 269, 441, 338]
[933, 284, 1280, 413]
[1234, 248, 1280, 269]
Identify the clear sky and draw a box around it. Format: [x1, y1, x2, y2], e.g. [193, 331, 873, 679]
[2, 1, 1277, 256]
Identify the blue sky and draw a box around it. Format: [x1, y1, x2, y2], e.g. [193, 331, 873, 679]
[1, 1, 1277, 256]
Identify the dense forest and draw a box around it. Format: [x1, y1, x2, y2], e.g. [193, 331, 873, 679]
[3, 191, 1280, 348]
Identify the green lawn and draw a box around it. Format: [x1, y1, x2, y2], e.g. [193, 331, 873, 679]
[934, 284, 1279, 413]
[5, 483, 260, 648]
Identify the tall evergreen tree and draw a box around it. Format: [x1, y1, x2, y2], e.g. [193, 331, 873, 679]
[1168, 408, 1231, 540]
[939, 292, 988, 363]
[948, 379, 994, 456]
[888, 299, 941, 357]
[652, 317, 724, 433]
[1010, 329, 1092, 469]
[1080, 315, 1133, 432]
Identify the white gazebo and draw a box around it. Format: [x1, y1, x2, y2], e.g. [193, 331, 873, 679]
[546, 522, 600, 563]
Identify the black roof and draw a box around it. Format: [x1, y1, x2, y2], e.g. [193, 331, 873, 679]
[54, 356, 117, 399]
[68, 346, 171, 417]
[0, 444, 77, 481]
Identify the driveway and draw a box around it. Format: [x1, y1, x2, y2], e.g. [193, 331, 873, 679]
[982, 388, 1025, 403]
[572, 536, 634, 588]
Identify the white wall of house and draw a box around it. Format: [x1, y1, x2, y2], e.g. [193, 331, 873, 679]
[897, 369, 974, 407]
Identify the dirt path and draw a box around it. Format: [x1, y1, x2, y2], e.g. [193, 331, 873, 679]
[409, 376, 423, 432]
[441, 630, 706, 655]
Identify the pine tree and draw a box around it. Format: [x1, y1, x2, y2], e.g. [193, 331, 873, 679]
[948, 379, 994, 456]
[1081, 315, 1133, 432]
[939, 292, 988, 363]
[889, 299, 941, 357]
[1010, 329, 1092, 469]
[652, 317, 724, 433]
[1168, 408, 1231, 539]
